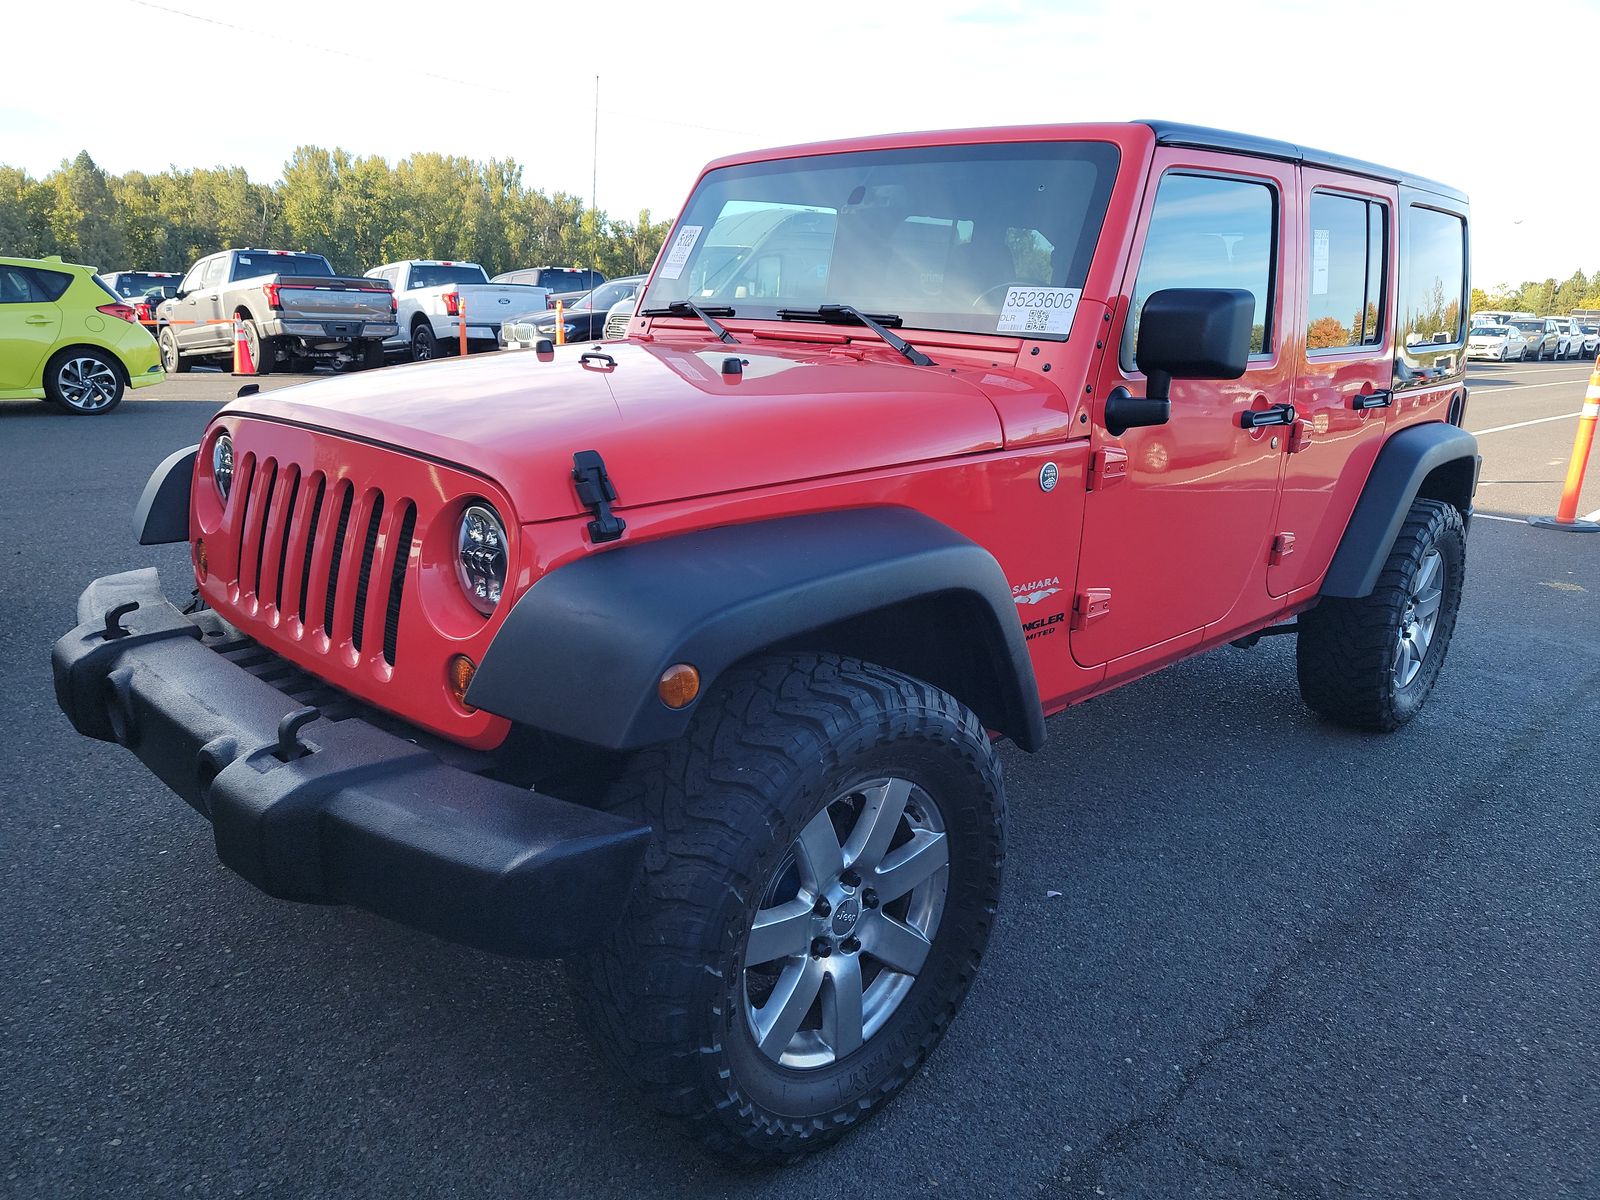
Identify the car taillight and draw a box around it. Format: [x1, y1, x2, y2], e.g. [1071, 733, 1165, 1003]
[442, 291, 460, 317]
[96, 303, 137, 324]
[263, 283, 283, 309]
[547, 296, 558, 310]
[134, 302, 152, 322]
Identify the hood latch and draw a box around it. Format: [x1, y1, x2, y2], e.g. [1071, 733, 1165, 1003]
[572, 450, 626, 544]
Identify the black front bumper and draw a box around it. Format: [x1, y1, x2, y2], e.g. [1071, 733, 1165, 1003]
[51, 569, 648, 959]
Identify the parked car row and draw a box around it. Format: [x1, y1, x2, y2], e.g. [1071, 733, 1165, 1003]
[1468, 311, 1597, 360]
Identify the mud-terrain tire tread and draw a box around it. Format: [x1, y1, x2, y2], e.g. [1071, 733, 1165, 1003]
[1296, 498, 1465, 732]
[568, 652, 1005, 1164]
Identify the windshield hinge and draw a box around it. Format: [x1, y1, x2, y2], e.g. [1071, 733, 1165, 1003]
[572, 450, 626, 544]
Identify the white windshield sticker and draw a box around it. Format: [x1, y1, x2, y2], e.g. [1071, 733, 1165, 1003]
[1312, 229, 1330, 296]
[997, 286, 1080, 337]
[239, 256, 252, 265]
[657, 225, 703, 280]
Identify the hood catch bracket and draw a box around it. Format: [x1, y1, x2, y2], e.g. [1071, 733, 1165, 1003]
[573, 450, 626, 544]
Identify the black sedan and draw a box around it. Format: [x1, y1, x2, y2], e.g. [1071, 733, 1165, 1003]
[526, 276, 646, 343]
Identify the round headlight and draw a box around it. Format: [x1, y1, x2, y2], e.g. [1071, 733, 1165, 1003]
[456, 503, 508, 615]
[212, 434, 234, 500]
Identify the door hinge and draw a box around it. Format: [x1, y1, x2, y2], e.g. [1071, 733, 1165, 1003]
[572, 449, 626, 544]
[1071, 588, 1112, 629]
[1269, 532, 1296, 565]
[1087, 446, 1128, 491]
[1287, 419, 1314, 455]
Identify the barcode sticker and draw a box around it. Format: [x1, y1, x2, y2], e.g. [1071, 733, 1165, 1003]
[997, 286, 1080, 337]
[657, 225, 703, 280]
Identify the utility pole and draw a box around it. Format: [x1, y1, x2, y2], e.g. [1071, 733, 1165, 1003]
[591, 75, 599, 291]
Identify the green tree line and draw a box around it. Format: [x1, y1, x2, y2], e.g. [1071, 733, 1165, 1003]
[1472, 270, 1600, 317]
[0, 148, 673, 280]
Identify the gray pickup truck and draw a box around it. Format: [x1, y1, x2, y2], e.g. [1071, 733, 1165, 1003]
[156, 249, 398, 374]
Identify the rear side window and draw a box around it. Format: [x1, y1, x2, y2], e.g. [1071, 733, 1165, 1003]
[1123, 173, 1277, 368]
[1401, 206, 1466, 348]
[1307, 192, 1388, 351]
[27, 267, 72, 301]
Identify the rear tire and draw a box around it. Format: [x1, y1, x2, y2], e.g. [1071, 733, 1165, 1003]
[360, 340, 386, 370]
[410, 324, 439, 362]
[568, 653, 1005, 1163]
[44, 348, 124, 414]
[1296, 498, 1465, 732]
[241, 320, 273, 376]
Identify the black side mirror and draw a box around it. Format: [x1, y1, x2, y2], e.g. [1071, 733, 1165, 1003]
[1105, 288, 1254, 437]
[1135, 287, 1254, 401]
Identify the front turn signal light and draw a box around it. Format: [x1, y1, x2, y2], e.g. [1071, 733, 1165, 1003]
[658, 663, 701, 709]
[194, 538, 208, 581]
[448, 654, 478, 711]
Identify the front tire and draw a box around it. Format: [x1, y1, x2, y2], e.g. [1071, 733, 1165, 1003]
[570, 653, 1005, 1163]
[1296, 498, 1466, 731]
[158, 327, 191, 373]
[44, 348, 124, 414]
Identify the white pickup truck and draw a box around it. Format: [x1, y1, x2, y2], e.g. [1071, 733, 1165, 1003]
[364, 260, 549, 361]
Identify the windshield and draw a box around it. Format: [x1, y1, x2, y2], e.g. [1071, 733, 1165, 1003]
[410, 263, 488, 288]
[109, 272, 179, 297]
[1512, 320, 1544, 335]
[639, 141, 1120, 339]
[232, 252, 332, 280]
[1471, 326, 1509, 336]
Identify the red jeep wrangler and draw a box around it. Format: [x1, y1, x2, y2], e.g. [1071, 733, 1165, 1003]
[53, 122, 1477, 1161]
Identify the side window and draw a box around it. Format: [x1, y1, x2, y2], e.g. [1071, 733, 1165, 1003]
[1400, 206, 1466, 348]
[25, 267, 72, 301]
[1123, 173, 1276, 368]
[201, 256, 227, 288]
[0, 266, 43, 303]
[1306, 192, 1388, 351]
[179, 261, 206, 293]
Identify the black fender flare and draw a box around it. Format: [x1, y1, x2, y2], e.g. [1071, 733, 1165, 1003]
[1321, 422, 1480, 598]
[466, 508, 1046, 753]
[133, 444, 198, 545]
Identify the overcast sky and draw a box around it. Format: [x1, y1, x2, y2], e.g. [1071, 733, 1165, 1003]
[5, 0, 1595, 286]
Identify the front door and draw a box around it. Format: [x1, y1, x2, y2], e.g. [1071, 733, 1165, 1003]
[1072, 151, 1298, 669]
[0, 265, 63, 392]
[1270, 172, 1398, 596]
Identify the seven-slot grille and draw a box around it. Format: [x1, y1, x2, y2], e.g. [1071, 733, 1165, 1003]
[228, 452, 416, 667]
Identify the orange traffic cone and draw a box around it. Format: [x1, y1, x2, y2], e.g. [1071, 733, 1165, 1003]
[232, 315, 257, 376]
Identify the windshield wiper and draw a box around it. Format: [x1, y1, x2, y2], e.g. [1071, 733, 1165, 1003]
[775, 304, 934, 367]
[639, 299, 738, 343]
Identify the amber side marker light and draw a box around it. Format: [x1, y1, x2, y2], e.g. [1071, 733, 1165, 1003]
[448, 654, 478, 711]
[194, 539, 208, 581]
[658, 663, 701, 709]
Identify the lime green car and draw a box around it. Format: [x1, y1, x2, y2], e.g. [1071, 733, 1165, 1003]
[0, 255, 165, 414]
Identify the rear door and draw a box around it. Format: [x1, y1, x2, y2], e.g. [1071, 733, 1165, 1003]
[1073, 151, 1297, 670]
[1270, 171, 1398, 596]
[0, 264, 64, 391]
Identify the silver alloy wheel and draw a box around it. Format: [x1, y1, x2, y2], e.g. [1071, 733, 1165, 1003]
[1394, 549, 1444, 688]
[57, 356, 119, 411]
[743, 777, 950, 1070]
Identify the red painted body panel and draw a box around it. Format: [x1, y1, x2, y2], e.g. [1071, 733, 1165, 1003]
[180, 122, 1468, 753]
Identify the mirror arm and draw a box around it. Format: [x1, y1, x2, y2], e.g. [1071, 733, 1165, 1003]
[1103, 385, 1171, 438]
[1145, 368, 1173, 403]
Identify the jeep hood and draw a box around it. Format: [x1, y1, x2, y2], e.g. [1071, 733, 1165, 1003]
[224, 339, 1008, 521]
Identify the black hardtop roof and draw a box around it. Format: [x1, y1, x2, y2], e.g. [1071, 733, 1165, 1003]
[1140, 121, 1467, 203]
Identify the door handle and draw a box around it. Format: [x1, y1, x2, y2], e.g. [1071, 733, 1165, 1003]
[25, 315, 52, 325]
[1352, 389, 1393, 411]
[1239, 403, 1297, 429]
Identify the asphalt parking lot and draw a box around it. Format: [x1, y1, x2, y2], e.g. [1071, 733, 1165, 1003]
[3, 360, 1596, 1198]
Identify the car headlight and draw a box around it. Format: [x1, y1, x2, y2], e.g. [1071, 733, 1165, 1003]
[456, 503, 508, 615]
[212, 434, 234, 500]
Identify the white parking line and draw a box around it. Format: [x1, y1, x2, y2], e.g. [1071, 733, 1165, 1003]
[1474, 513, 1528, 524]
[1469, 411, 1583, 436]
[1471, 376, 1591, 396]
